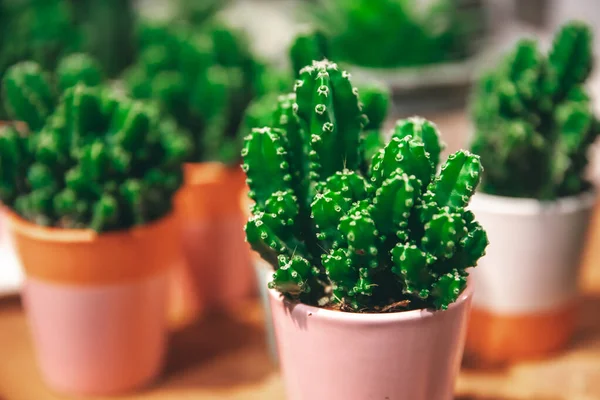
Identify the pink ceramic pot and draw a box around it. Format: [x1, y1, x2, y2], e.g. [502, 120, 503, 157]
[269, 285, 473, 400]
[173, 162, 255, 321]
[180, 214, 255, 309]
[9, 212, 180, 396]
[24, 274, 168, 395]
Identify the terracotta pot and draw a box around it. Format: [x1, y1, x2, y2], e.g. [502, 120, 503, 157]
[269, 285, 473, 400]
[8, 212, 181, 396]
[466, 191, 596, 364]
[171, 162, 254, 321]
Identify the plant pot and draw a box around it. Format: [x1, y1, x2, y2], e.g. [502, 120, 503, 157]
[240, 191, 279, 364]
[7, 211, 181, 396]
[253, 257, 278, 365]
[172, 162, 254, 319]
[465, 191, 596, 364]
[269, 285, 473, 400]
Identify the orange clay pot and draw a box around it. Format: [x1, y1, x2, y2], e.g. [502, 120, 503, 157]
[170, 162, 254, 323]
[7, 211, 181, 396]
[466, 300, 578, 365]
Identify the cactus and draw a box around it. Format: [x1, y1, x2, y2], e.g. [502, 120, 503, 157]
[68, 0, 136, 77]
[243, 59, 488, 311]
[0, 0, 81, 118]
[303, 0, 485, 69]
[290, 31, 331, 78]
[0, 82, 192, 231]
[2, 54, 103, 131]
[470, 21, 599, 199]
[124, 20, 272, 165]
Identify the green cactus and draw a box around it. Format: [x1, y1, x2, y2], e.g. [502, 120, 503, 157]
[0, 82, 192, 231]
[470, 21, 599, 199]
[303, 0, 485, 69]
[68, 0, 136, 77]
[243, 59, 488, 311]
[289, 31, 331, 78]
[123, 20, 274, 165]
[2, 54, 104, 131]
[0, 0, 81, 118]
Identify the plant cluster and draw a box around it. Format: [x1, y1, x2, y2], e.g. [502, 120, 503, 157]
[0, 61, 191, 231]
[471, 21, 600, 199]
[302, 0, 485, 69]
[243, 60, 488, 311]
[123, 19, 279, 165]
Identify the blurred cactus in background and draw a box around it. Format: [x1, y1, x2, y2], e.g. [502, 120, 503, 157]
[2, 54, 103, 131]
[68, 0, 136, 77]
[243, 60, 488, 311]
[302, 0, 485, 69]
[0, 0, 140, 118]
[0, 78, 192, 230]
[470, 21, 600, 199]
[0, 0, 79, 117]
[124, 19, 280, 165]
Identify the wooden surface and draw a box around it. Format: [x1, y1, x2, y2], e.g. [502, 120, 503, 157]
[2, 112, 600, 400]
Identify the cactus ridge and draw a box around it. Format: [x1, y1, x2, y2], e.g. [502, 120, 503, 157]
[244, 59, 488, 311]
[471, 21, 599, 199]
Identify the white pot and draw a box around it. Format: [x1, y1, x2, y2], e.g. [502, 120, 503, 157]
[466, 190, 596, 362]
[253, 257, 278, 365]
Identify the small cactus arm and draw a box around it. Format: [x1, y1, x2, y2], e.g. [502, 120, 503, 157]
[289, 31, 330, 78]
[243, 59, 488, 311]
[55, 53, 103, 92]
[295, 60, 365, 181]
[2, 62, 55, 131]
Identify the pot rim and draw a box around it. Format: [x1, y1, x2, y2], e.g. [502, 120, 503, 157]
[267, 281, 473, 323]
[3, 208, 176, 244]
[469, 189, 597, 216]
[183, 161, 242, 186]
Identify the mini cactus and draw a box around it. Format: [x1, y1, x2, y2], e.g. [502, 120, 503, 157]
[288, 31, 390, 170]
[124, 20, 272, 165]
[471, 21, 600, 199]
[0, 80, 192, 230]
[243, 59, 488, 311]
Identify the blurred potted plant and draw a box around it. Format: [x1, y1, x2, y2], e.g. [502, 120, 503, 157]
[467, 21, 599, 363]
[0, 59, 191, 395]
[243, 59, 488, 400]
[0, 53, 102, 284]
[299, 0, 488, 92]
[123, 19, 282, 322]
